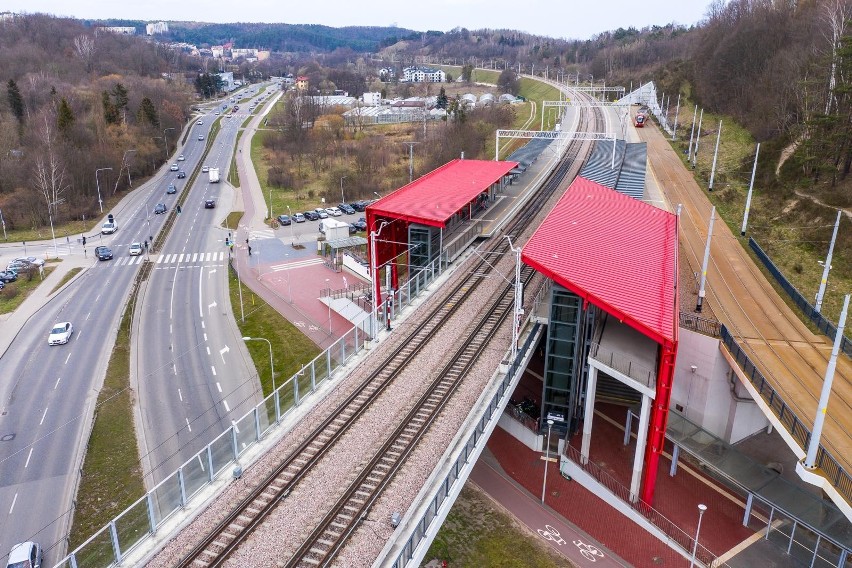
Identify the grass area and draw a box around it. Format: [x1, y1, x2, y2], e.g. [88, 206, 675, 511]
[0, 266, 55, 314]
[228, 266, 321, 398]
[222, 211, 243, 231]
[664, 101, 852, 321]
[425, 485, 575, 568]
[49, 267, 82, 295]
[518, 78, 561, 130]
[70, 263, 146, 552]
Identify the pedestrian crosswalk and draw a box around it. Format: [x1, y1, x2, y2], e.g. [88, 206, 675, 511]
[107, 251, 228, 267]
[270, 257, 324, 272]
[249, 228, 275, 240]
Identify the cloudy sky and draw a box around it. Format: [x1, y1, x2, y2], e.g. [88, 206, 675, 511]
[4, 0, 710, 40]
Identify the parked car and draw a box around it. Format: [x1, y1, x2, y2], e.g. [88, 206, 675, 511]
[204, 199, 216, 209]
[6, 541, 42, 568]
[326, 207, 343, 217]
[338, 203, 356, 215]
[351, 200, 368, 212]
[177, 171, 186, 179]
[352, 218, 368, 231]
[170, 164, 179, 171]
[277, 214, 291, 226]
[0, 270, 18, 283]
[303, 210, 319, 221]
[315, 208, 329, 219]
[128, 242, 143, 256]
[348, 223, 358, 235]
[16, 256, 45, 267]
[94, 246, 113, 261]
[177, 154, 186, 161]
[166, 184, 177, 194]
[48, 322, 73, 346]
[6, 260, 32, 273]
[293, 213, 306, 223]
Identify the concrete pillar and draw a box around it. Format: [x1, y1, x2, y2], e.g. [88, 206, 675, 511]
[630, 394, 652, 502]
[580, 366, 598, 465]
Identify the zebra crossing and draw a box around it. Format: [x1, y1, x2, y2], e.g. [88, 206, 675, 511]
[270, 257, 324, 272]
[106, 251, 228, 267]
[249, 228, 275, 240]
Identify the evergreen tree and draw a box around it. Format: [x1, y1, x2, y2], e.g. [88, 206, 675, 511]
[111, 83, 129, 112]
[57, 97, 75, 134]
[7, 79, 24, 124]
[137, 97, 159, 127]
[436, 86, 448, 109]
[102, 91, 119, 125]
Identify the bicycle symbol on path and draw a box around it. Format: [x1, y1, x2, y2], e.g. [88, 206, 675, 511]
[537, 527, 606, 562]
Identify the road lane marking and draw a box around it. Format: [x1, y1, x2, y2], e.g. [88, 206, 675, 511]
[24, 448, 33, 468]
[185, 418, 192, 432]
[40, 407, 48, 425]
[216, 382, 222, 393]
[198, 266, 204, 318]
[65, 353, 71, 365]
[223, 400, 230, 412]
[53, 377, 61, 389]
[86, 311, 91, 320]
[211, 365, 216, 376]
[206, 346, 210, 355]
[173, 363, 177, 375]
[201, 321, 205, 329]
[204, 333, 208, 342]
[178, 389, 183, 402]
[219, 345, 229, 362]
[9, 493, 17, 514]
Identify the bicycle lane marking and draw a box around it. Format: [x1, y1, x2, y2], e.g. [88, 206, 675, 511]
[470, 459, 627, 567]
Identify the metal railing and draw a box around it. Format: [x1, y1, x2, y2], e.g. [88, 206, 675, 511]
[388, 325, 541, 568]
[562, 444, 726, 567]
[749, 238, 851, 357]
[720, 324, 852, 506]
[679, 312, 721, 338]
[588, 342, 656, 388]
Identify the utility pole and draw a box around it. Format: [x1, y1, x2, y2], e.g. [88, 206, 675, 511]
[402, 142, 419, 183]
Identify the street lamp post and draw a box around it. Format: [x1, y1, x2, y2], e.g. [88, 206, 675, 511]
[122, 149, 137, 188]
[541, 419, 554, 504]
[242, 336, 275, 393]
[340, 176, 347, 204]
[689, 504, 708, 568]
[95, 167, 112, 214]
[325, 278, 332, 334]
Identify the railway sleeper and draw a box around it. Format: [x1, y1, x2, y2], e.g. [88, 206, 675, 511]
[317, 537, 337, 547]
[342, 505, 360, 516]
[300, 556, 321, 566]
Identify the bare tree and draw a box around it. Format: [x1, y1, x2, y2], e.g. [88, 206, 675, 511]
[74, 34, 96, 73]
[822, 0, 849, 114]
[33, 116, 70, 222]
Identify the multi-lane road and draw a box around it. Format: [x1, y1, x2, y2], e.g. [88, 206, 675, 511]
[0, 85, 276, 563]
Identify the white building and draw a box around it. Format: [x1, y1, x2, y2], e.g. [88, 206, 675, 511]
[231, 48, 258, 59]
[211, 45, 224, 58]
[402, 66, 446, 83]
[145, 21, 169, 35]
[217, 72, 236, 91]
[96, 26, 136, 35]
[362, 92, 381, 106]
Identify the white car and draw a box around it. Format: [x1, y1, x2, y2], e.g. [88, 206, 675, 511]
[48, 322, 73, 346]
[6, 541, 42, 568]
[198, 134, 204, 141]
[197, 119, 203, 125]
[214, 111, 220, 115]
[326, 207, 343, 217]
[177, 154, 185, 161]
[170, 164, 179, 171]
[13, 256, 45, 268]
[315, 208, 329, 219]
[128, 242, 143, 256]
[101, 221, 117, 234]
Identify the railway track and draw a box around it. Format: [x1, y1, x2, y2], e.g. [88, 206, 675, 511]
[175, 92, 605, 568]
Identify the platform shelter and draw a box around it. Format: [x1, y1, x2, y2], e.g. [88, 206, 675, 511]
[365, 158, 518, 309]
[521, 176, 679, 505]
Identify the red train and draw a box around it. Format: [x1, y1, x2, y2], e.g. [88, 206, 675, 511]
[634, 112, 647, 127]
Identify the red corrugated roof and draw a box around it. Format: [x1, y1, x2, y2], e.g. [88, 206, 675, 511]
[367, 159, 518, 227]
[522, 177, 678, 347]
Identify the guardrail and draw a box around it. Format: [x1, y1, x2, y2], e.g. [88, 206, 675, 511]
[720, 324, 851, 505]
[748, 238, 851, 357]
[387, 324, 542, 568]
[679, 312, 721, 338]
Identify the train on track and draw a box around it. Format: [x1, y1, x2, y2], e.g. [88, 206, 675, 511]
[634, 112, 648, 127]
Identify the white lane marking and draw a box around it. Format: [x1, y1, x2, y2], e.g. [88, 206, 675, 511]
[9, 493, 17, 514]
[201, 320, 205, 329]
[223, 400, 230, 412]
[208, 300, 217, 313]
[216, 382, 222, 393]
[53, 377, 61, 390]
[64, 353, 71, 365]
[206, 346, 210, 355]
[185, 418, 192, 432]
[178, 389, 183, 402]
[219, 345, 229, 362]
[24, 448, 33, 468]
[169, 258, 179, 320]
[85, 311, 92, 321]
[40, 407, 48, 425]
[173, 363, 177, 375]
[198, 266, 204, 319]
[211, 365, 217, 376]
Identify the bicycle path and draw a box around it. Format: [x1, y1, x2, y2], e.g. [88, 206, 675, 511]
[470, 452, 628, 567]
